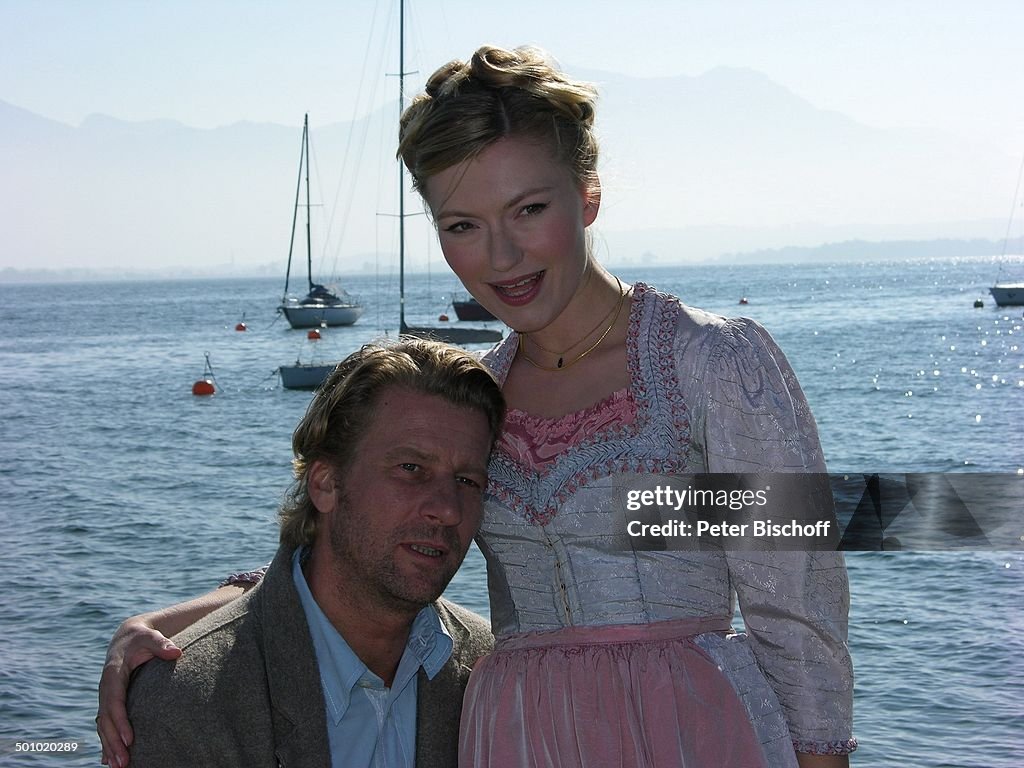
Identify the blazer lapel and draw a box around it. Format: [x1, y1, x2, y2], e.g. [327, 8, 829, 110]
[414, 604, 474, 768]
[258, 546, 333, 768]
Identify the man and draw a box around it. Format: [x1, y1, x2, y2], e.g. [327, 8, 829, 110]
[126, 339, 503, 767]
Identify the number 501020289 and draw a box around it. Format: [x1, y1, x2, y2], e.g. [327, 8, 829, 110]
[15, 742, 80, 752]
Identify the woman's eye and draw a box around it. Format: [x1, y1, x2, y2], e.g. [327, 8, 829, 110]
[399, 463, 421, 473]
[443, 221, 474, 233]
[521, 202, 547, 217]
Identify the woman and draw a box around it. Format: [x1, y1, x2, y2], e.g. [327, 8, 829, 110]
[99, 46, 855, 768]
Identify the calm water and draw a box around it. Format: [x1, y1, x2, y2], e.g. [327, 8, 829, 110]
[0, 258, 1021, 766]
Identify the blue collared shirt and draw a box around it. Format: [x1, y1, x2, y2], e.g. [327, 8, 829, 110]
[292, 549, 454, 768]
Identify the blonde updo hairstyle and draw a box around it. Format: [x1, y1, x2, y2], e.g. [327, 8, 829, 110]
[398, 45, 599, 197]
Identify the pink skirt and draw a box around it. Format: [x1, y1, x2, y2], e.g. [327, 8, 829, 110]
[459, 618, 769, 768]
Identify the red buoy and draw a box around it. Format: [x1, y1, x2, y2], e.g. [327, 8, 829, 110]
[192, 379, 216, 396]
[438, 313, 450, 322]
[307, 329, 321, 340]
[235, 322, 247, 331]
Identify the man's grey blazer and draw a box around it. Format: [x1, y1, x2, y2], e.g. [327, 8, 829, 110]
[127, 544, 494, 767]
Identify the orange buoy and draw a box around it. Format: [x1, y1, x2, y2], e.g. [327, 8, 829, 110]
[439, 313, 450, 322]
[192, 379, 216, 396]
[307, 329, 321, 340]
[235, 322, 247, 331]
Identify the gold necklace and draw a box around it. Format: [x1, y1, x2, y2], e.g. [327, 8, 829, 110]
[519, 278, 627, 371]
[527, 275, 617, 357]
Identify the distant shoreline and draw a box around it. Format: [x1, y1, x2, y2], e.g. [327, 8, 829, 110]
[717, 236, 1024, 265]
[2, 238, 1021, 284]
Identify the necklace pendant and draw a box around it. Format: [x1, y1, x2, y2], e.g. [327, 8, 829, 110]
[557, 357, 564, 368]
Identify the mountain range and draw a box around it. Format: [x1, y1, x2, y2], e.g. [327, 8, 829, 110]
[0, 65, 1018, 277]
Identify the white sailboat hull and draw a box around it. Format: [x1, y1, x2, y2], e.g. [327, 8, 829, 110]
[989, 284, 1024, 307]
[280, 301, 364, 328]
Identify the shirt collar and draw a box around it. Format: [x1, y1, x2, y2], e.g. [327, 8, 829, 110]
[291, 548, 453, 724]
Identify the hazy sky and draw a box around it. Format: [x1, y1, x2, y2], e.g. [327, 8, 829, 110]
[2, 0, 1023, 273]
[3, 0, 1021, 151]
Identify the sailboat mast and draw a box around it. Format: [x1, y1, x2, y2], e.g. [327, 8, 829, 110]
[387, 2, 503, 345]
[303, 114, 314, 293]
[398, 0, 407, 329]
[283, 116, 307, 300]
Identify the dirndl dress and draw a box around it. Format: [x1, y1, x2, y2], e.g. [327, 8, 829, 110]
[460, 284, 856, 767]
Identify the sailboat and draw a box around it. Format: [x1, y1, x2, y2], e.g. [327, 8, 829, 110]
[280, 2, 499, 391]
[278, 114, 365, 329]
[394, 1, 502, 345]
[989, 230, 1024, 306]
[989, 155, 1024, 307]
[990, 282, 1024, 306]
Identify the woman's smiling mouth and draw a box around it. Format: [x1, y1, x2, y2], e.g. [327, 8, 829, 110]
[490, 271, 545, 306]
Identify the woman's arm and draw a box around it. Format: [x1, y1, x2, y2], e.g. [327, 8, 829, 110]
[96, 584, 252, 768]
[695, 318, 857, 761]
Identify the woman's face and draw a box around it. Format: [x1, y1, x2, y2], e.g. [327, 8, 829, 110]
[422, 137, 599, 334]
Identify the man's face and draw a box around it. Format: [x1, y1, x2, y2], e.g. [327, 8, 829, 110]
[316, 386, 492, 614]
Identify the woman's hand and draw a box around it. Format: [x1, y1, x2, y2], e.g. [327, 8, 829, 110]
[95, 583, 251, 765]
[96, 615, 181, 767]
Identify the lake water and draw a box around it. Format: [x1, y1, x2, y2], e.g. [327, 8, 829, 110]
[0, 258, 1021, 766]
